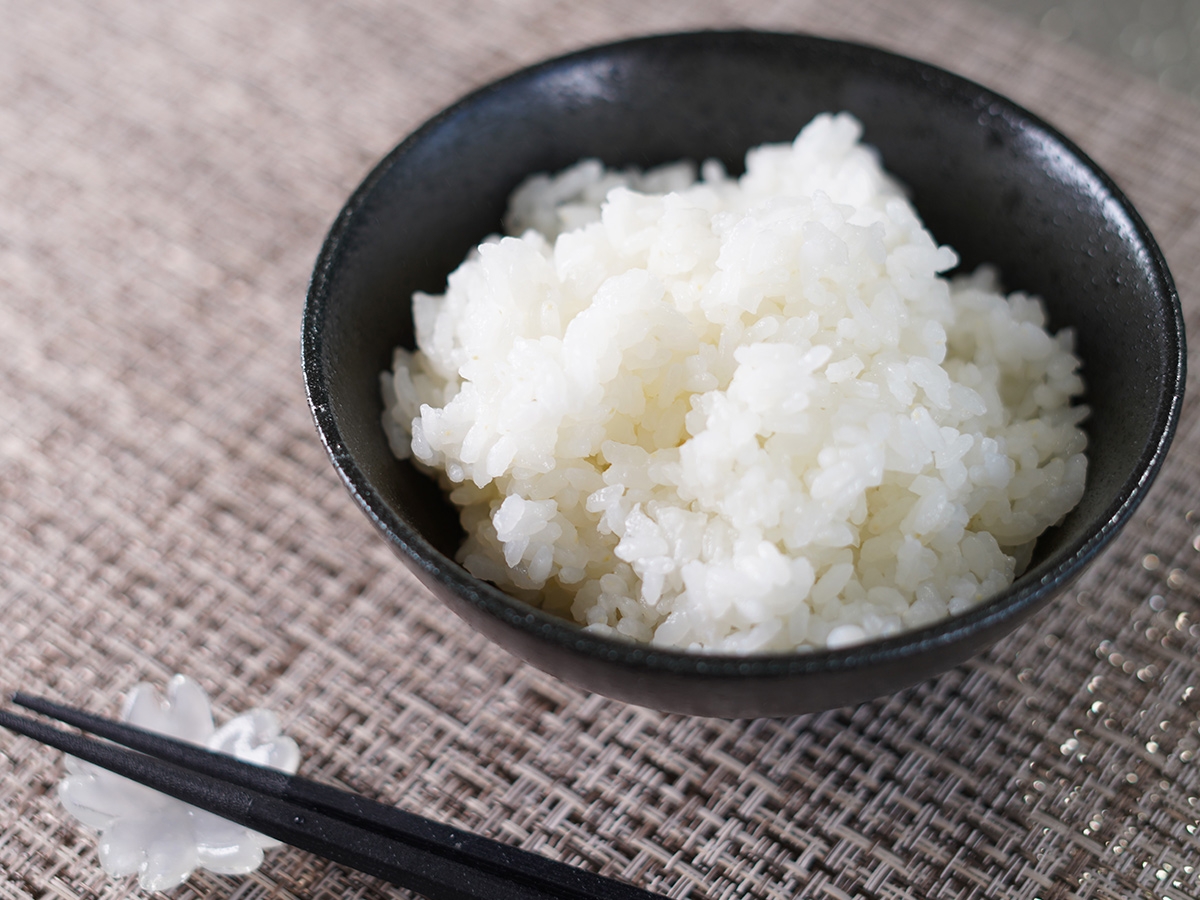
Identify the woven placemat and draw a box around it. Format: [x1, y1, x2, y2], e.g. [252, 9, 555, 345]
[1, 0, 1198, 897]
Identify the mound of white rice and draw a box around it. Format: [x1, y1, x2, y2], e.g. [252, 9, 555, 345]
[381, 112, 1088, 653]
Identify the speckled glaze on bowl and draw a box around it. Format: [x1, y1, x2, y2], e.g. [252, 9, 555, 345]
[303, 31, 1184, 718]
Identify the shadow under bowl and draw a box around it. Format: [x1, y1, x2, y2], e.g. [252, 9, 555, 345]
[303, 31, 1184, 718]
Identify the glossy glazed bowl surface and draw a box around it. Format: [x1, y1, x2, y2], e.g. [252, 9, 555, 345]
[303, 31, 1184, 717]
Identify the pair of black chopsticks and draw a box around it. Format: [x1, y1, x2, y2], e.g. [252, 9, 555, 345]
[0, 694, 665, 900]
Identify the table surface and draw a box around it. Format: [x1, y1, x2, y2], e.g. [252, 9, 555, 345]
[1, 1, 1198, 898]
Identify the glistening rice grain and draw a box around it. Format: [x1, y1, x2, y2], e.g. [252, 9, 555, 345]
[381, 113, 1088, 653]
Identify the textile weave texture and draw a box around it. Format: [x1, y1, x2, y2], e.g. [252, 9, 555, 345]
[1, 1, 1199, 898]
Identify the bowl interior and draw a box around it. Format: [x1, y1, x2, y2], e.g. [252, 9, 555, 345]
[304, 31, 1182, 715]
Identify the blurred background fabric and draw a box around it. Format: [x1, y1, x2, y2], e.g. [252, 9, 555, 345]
[1, 1, 1198, 898]
[977, 0, 1200, 101]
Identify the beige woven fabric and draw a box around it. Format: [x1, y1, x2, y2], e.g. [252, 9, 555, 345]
[1, 0, 1198, 897]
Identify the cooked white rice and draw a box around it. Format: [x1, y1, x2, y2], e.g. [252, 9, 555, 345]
[380, 112, 1088, 653]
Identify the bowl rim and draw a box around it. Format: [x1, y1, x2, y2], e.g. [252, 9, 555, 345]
[303, 28, 1186, 682]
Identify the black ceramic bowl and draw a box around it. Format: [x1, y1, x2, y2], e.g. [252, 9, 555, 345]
[303, 31, 1184, 718]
